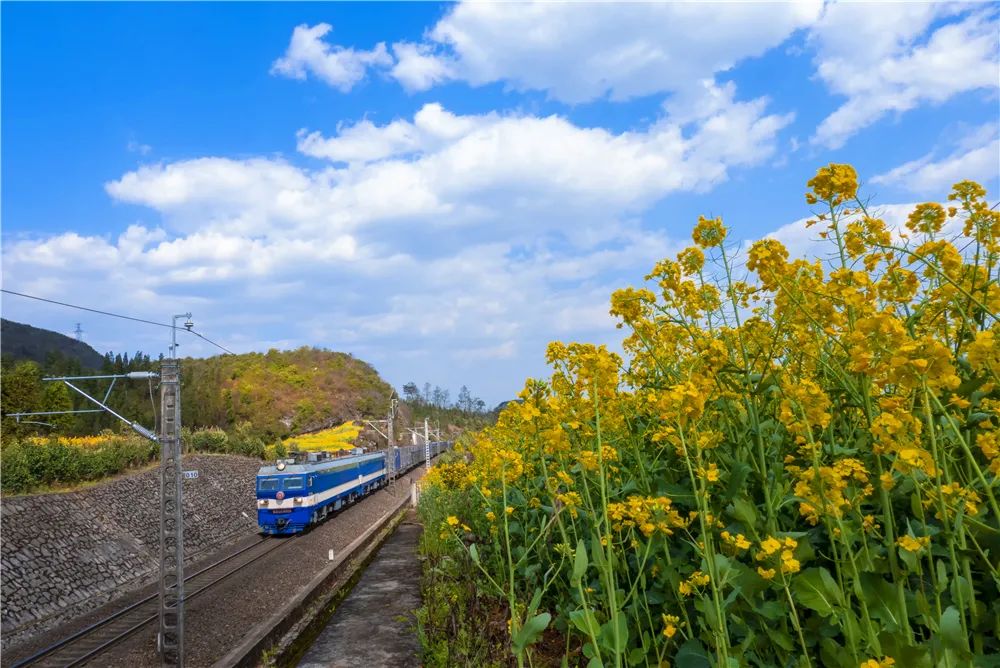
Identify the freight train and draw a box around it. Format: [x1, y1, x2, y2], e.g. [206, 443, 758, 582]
[255, 442, 449, 535]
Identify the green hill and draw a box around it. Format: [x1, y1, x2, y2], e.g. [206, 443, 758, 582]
[1, 320, 393, 441]
[180, 347, 392, 439]
[1, 319, 107, 369]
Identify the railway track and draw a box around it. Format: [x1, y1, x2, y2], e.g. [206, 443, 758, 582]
[12, 536, 296, 668]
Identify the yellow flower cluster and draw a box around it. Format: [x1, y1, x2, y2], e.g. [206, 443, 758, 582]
[805, 163, 858, 205]
[756, 536, 801, 575]
[26, 435, 124, 449]
[678, 570, 710, 596]
[692, 215, 727, 249]
[859, 658, 896, 668]
[922, 481, 981, 519]
[787, 458, 872, 525]
[607, 495, 685, 537]
[897, 535, 931, 553]
[661, 614, 681, 639]
[284, 422, 361, 452]
[720, 531, 752, 552]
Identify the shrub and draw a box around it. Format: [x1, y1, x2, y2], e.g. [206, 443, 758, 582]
[190, 427, 229, 453]
[0, 434, 157, 494]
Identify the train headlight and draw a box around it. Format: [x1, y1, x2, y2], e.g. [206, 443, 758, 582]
[277, 461, 286, 471]
[294, 497, 302, 505]
[258, 499, 267, 507]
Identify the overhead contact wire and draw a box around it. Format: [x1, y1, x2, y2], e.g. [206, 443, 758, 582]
[0, 288, 234, 355]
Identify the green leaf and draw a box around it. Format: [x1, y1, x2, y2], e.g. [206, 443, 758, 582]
[674, 639, 711, 668]
[598, 612, 628, 653]
[898, 544, 918, 571]
[527, 588, 543, 617]
[763, 624, 795, 652]
[756, 600, 786, 621]
[938, 606, 969, 654]
[950, 575, 972, 613]
[468, 543, 480, 564]
[512, 612, 551, 654]
[729, 496, 758, 526]
[859, 573, 903, 632]
[792, 567, 843, 617]
[590, 532, 607, 570]
[935, 559, 949, 594]
[820, 639, 853, 668]
[723, 462, 752, 502]
[712, 553, 734, 587]
[572, 539, 588, 586]
[570, 608, 600, 637]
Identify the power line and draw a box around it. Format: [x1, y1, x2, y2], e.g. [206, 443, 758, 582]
[187, 329, 235, 355]
[2, 288, 175, 329]
[1, 288, 234, 355]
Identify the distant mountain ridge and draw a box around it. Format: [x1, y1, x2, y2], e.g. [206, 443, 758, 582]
[1, 319, 107, 369]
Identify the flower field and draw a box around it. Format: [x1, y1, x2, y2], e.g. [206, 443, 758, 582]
[419, 166, 999, 667]
[1, 432, 158, 494]
[282, 421, 362, 452]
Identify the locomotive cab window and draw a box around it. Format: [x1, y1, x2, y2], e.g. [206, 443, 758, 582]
[259, 478, 279, 491]
[283, 476, 305, 490]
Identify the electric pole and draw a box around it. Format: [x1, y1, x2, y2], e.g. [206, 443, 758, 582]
[424, 417, 430, 469]
[74, 323, 83, 342]
[386, 394, 397, 482]
[159, 313, 191, 667]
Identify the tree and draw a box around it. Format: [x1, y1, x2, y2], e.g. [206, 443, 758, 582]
[457, 385, 473, 413]
[1, 361, 44, 435]
[42, 381, 74, 430]
[402, 382, 421, 404]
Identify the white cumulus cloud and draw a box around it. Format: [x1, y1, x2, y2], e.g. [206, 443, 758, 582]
[270, 23, 392, 92]
[390, 42, 455, 92]
[412, 2, 821, 103]
[872, 124, 1000, 194]
[6, 96, 792, 400]
[810, 6, 999, 148]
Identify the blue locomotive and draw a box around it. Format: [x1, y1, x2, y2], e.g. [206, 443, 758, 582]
[256, 442, 449, 535]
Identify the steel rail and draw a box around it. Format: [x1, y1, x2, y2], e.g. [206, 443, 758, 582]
[60, 536, 298, 668]
[13, 536, 293, 668]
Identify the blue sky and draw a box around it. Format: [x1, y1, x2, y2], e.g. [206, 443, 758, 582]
[2, 2, 998, 405]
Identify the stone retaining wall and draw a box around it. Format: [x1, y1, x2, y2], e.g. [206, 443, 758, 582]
[0, 454, 262, 646]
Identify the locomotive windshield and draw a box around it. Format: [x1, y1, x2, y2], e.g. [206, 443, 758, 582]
[283, 476, 305, 490]
[258, 478, 279, 491]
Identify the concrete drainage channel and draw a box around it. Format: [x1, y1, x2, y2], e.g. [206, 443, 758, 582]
[213, 493, 414, 668]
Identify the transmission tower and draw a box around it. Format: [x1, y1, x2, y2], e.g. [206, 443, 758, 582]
[74, 323, 83, 341]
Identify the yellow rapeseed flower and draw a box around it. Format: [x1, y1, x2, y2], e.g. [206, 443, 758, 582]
[692, 215, 727, 249]
[897, 535, 931, 553]
[859, 658, 896, 668]
[661, 614, 680, 639]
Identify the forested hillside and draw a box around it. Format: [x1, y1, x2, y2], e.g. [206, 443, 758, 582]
[1, 319, 106, 369]
[181, 347, 392, 439]
[1, 346, 392, 441]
